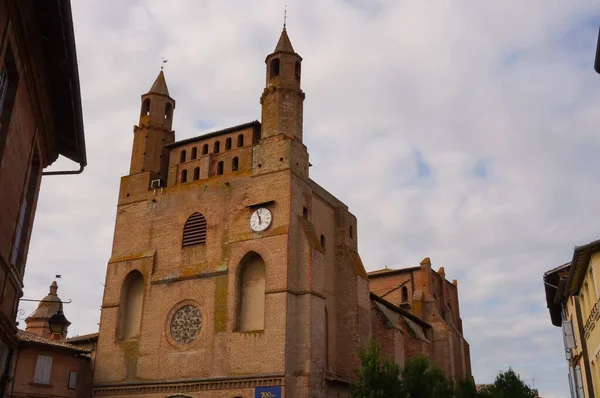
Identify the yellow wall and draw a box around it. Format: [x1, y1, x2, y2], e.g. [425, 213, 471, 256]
[584, 253, 600, 395]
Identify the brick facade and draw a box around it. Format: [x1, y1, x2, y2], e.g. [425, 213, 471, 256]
[0, 0, 85, 395]
[93, 27, 469, 398]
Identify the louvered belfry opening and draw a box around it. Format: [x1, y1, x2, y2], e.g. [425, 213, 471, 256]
[182, 213, 207, 247]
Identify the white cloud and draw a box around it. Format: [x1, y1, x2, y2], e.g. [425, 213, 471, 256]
[20, 1, 600, 396]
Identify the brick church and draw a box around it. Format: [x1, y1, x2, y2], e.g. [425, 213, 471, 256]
[92, 28, 471, 397]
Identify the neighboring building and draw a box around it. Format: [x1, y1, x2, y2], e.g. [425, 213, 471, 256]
[544, 240, 600, 398]
[368, 257, 471, 379]
[0, 0, 86, 394]
[8, 282, 94, 398]
[92, 27, 469, 397]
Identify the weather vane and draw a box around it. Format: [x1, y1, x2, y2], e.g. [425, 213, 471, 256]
[283, 5, 287, 29]
[161, 57, 168, 71]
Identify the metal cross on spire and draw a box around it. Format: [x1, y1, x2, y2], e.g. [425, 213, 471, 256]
[283, 5, 287, 29]
[161, 57, 168, 71]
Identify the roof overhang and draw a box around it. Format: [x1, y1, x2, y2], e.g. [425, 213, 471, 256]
[566, 239, 600, 296]
[543, 262, 570, 327]
[33, 0, 86, 167]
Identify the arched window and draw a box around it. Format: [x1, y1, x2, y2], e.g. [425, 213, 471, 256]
[236, 252, 266, 331]
[118, 271, 144, 340]
[202, 144, 208, 155]
[193, 167, 200, 180]
[180, 150, 186, 163]
[181, 169, 187, 183]
[320, 234, 326, 251]
[401, 286, 408, 303]
[182, 212, 207, 247]
[165, 102, 173, 121]
[141, 98, 150, 116]
[237, 134, 244, 147]
[214, 141, 220, 154]
[270, 58, 280, 78]
[295, 61, 301, 81]
[232, 157, 239, 172]
[225, 138, 232, 150]
[217, 161, 224, 175]
[191, 147, 197, 160]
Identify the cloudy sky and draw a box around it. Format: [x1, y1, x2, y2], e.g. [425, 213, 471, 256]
[18, 0, 600, 396]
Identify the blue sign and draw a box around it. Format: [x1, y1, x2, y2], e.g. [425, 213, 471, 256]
[254, 386, 282, 398]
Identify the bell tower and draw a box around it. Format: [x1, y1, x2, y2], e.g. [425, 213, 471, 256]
[260, 27, 305, 141]
[129, 70, 176, 180]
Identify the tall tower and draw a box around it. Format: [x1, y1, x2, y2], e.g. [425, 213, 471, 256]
[260, 27, 305, 141]
[129, 71, 176, 180]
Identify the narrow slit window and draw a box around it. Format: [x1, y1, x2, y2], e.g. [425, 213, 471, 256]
[180, 150, 186, 163]
[202, 144, 208, 155]
[193, 167, 200, 180]
[232, 157, 239, 172]
[295, 61, 301, 81]
[270, 58, 280, 78]
[181, 169, 187, 183]
[401, 286, 408, 303]
[182, 212, 207, 247]
[237, 134, 244, 147]
[225, 137, 232, 150]
[217, 161, 224, 175]
[214, 141, 220, 154]
[191, 147, 197, 160]
[165, 102, 173, 121]
[303, 207, 308, 219]
[349, 225, 353, 239]
[320, 234, 326, 250]
[141, 98, 150, 116]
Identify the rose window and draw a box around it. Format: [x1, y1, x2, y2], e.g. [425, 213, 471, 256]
[170, 305, 202, 345]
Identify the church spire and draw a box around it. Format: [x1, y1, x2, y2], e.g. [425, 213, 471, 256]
[129, 70, 176, 179]
[149, 70, 170, 96]
[260, 28, 304, 141]
[274, 28, 295, 53]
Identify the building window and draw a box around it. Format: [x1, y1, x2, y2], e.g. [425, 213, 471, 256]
[180, 150, 186, 163]
[0, 46, 19, 165]
[191, 147, 197, 160]
[118, 271, 144, 340]
[141, 98, 150, 116]
[68, 371, 77, 389]
[217, 161, 224, 175]
[320, 234, 326, 250]
[349, 225, 353, 239]
[401, 286, 408, 303]
[165, 102, 173, 121]
[225, 137, 232, 150]
[236, 252, 266, 331]
[33, 355, 52, 385]
[214, 141, 220, 154]
[193, 167, 200, 181]
[11, 150, 41, 274]
[303, 207, 308, 219]
[270, 58, 280, 78]
[182, 212, 207, 247]
[237, 134, 244, 147]
[181, 169, 187, 183]
[202, 144, 208, 155]
[295, 61, 301, 81]
[232, 157, 239, 172]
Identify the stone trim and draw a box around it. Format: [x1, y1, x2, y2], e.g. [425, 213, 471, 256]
[93, 375, 284, 396]
[265, 288, 326, 299]
[151, 270, 228, 285]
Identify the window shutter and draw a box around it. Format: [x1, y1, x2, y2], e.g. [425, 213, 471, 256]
[575, 365, 584, 398]
[563, 320, 576, 349]
[568, 368, 576, 398]
[34, 355, 52, 384]
[68, 371, 77, 389]
[182, 213, 207, 247]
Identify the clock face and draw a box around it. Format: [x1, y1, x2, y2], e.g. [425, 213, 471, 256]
[250, 208, 272, 232]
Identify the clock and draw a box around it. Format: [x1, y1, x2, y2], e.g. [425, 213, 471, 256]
[250, 207, 272, 232]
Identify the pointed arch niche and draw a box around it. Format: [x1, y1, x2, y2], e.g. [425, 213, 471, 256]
[235, 252, 266, 332]
[117, 271, 145, 340]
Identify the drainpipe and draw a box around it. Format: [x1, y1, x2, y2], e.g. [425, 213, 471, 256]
[42, 163, 85, 176]
[574, 296, 595, 398]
